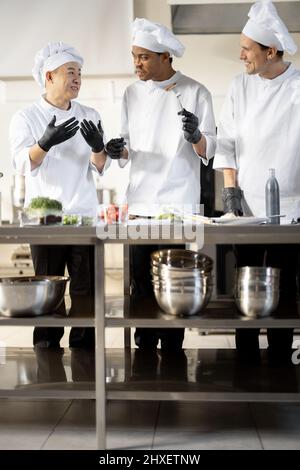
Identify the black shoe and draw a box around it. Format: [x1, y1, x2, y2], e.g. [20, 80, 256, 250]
[33, 340, 61, 349]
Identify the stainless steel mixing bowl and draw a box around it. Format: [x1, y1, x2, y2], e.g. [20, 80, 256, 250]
[153, 284, 213, 316]
[0, 276, 69, 317]
[234, 266, 280, 317]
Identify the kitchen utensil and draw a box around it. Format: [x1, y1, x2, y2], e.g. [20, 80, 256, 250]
[0, 276, 69, 317]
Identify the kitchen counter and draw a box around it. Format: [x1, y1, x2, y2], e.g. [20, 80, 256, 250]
[0, 222, 299, 449]
[0, 222, 299, 244]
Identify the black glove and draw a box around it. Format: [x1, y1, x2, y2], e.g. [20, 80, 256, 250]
[178, 108, 202, 144]
[80, 119, 104, 153]
[38, 116, 79, 152]
[222, 187, 243, 216]
[105, 138, 126, 160]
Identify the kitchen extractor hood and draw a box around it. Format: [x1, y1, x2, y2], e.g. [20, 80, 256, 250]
[168, 0, 300, 34]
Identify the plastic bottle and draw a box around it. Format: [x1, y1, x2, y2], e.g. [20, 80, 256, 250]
[265, 168, 280, 224]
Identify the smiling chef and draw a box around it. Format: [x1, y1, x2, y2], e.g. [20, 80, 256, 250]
[213, 1, 300, 363]
[9, 41, 110, 349]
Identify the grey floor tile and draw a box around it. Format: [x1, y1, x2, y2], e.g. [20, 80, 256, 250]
[153, 430, 262, 450]
[251, 403, 300, 450]
[43, 427, 153, 450]
[0, 399, 71, 450]
[157, 402, 257, 432]
[52, 399, 159, 430]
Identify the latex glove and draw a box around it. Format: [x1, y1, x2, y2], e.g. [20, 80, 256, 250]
[38, 116, 79, 152]
[105, 138, 126, 160]
[80, 119, 104, 153]
[222, 187, 243, 216]
[178, 108, 202, 144]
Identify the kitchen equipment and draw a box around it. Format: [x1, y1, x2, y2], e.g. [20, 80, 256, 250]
[234, 266, 280, 318]
[151, 249, 213, 315]
[151, 249, 213, 270]
[153, 283, 213, 316]
[0, 276, 69, 317]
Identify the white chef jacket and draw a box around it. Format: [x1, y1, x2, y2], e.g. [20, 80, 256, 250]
[119, 71, 216, 216]
[213, 64, 300, 223]
[9, 97, 110, 215]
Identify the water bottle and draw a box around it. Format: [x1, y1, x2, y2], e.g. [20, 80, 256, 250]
[265, 168, 280, 224]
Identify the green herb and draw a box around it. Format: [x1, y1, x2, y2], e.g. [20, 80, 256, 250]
[28, 197, 62, 211]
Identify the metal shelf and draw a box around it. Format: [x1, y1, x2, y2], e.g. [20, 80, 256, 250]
[105, 296, 300, 329]
[1, 348, 299, 403]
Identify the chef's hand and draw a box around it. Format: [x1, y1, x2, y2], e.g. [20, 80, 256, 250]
[80, 119, 104, 153]
[222, 187, 243, 216]
[105, 138, 126, 160]
[178, 109, 202, 144]
[38, 116, 79, 152]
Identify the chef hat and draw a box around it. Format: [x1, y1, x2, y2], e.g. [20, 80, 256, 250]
[32, 41, 83, 91]
[242, 0, 297, 55]
[132, 18, 185, 58]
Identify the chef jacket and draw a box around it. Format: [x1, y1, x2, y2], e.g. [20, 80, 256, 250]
[10, 97, 110, 214]
[213, 64, 300, 223]
[119, 71, 216, 216]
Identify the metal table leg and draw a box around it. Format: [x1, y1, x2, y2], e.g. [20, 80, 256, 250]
[95, 240, 106, 449]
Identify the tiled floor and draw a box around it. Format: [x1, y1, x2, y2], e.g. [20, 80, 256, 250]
[0, 272, 300, 449]
[0, 326, 300, 449]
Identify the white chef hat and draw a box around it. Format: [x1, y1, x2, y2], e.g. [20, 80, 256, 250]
[242, 0, 297, 55]
[32, 41, 83, 91]
[132, 18, 185, 58]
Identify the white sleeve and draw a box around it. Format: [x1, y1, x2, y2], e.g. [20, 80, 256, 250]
[9, 112, 38, 176]
[213, 81, 237, 171]
[195, 89, 217, 165]
[118, 91, 130, 169]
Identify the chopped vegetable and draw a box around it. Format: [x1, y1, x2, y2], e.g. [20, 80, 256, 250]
[63, 215, 80, 225]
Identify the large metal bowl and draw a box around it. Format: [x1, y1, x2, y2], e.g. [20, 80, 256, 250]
[153, 284, 213, 316]
[151, 249, 213, 270]
[0, 276, 69, 317]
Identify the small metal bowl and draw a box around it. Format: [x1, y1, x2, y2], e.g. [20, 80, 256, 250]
[0, 276, 69, 317]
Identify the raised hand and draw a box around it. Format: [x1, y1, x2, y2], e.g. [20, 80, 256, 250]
[80, 119, 104, 153]
[38, 116, 79, 152]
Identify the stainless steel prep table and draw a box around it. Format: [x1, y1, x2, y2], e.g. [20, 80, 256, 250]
[0, 223, 299, 449]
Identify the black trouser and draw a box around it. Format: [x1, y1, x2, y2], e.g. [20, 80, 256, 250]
[31, 245, 95, 348]
[234, 244, 299, 355]
[130, 244, 185, 350]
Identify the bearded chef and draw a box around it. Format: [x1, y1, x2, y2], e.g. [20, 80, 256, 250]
[213, 0, 300, 363]
[9, 42, 110, 348]
[105, 18, 216, 351]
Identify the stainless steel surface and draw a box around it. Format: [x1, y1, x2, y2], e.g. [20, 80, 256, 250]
[154, 284, 213, 316]
[235, 291, 280, 318]
[0, 276, 69, 317]
[234, 267, 280, 318]
[151, 248, 213, 269]
[237, 266, 280, 277]
[0, 224, 299, 450]
[95, 240, 106, 449]
[0, 224, 300, 245]
[105, 296, 300, 328]
[170, 2, 300, 34]
[151, 264, 212, 278]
